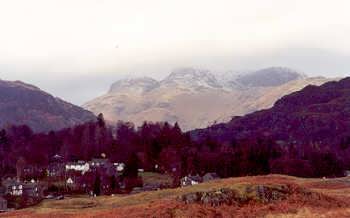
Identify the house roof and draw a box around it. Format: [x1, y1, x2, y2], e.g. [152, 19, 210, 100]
[2, 179, 22, 187]
[53, 154, 62, 158]
[91, 158, 109, 163]
[50, 154, 64, 162]
[23, 183, 39, 189]
[66, 161, 86, 165]
[184, 175, 202, 181]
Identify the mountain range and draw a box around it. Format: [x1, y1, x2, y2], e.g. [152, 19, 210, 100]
[0, 67, 338, 132]
[0, 79, 96, 132]
[84, 67, 335, 130]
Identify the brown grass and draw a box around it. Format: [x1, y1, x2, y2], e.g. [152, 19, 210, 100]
[2, 174, 350, 218]
[139, 172, 173, 186]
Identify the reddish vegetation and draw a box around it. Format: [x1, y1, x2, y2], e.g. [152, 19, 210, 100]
[1, 79, 350, 217]
[2, 78, 350, 185]
[1, 175, 350, 218]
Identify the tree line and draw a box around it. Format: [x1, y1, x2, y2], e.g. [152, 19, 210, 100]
[0, 114, 347, 181]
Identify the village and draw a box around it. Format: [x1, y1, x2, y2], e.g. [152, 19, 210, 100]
[0, 153, 220, 212]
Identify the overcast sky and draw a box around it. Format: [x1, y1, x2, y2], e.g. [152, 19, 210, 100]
[1, 0, 350, 104]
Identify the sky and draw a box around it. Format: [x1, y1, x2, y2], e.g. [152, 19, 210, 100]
[1, 0, 350, 104]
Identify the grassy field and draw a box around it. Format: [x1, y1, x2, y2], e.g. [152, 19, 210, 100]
[2, 175, 350, 217]
[139, 172, 173, 187]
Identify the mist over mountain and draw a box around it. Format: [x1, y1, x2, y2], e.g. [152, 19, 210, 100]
[84, 67, 335, 130]
[109, 77, 160, 94]
[0, 79, 96, 132]
[235, 67, 306, 87]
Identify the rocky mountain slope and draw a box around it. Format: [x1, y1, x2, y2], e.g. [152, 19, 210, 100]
[84, 67, 334, 130]
[0, 79, 96, 132]
[191, 77, 350, 147]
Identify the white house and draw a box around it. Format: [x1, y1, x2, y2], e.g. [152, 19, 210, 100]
[65, 161, 90, 174]
[113, 163, 125, 172]
[11, 184, 23, 196]
[180, 175, 202, 187]
[90, 158, 109, 167]
[66, 177, 74, 185]
[2, 179, 23, 196]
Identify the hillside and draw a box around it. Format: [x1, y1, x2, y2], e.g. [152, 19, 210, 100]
[235, 67, 306, 87]
[2, 175, 350, 218]
[84, 67, 334, 130]
[192, 77, 350, 148]
[0, 79, 96, 132]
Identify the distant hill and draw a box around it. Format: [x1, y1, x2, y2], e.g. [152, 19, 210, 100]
[235, 67, 306, 87]
[0, 79, 96, 132]
[191, 77, 350, 148]
[84, 67, 334, 130]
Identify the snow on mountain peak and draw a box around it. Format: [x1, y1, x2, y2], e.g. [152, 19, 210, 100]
[108, 67, 306, 95]
[84, 66, 330, 131]
[161, 68, 222, 89]
[109, 77, 159, 94]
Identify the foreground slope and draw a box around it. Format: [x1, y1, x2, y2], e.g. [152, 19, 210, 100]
[84, 67, 334, 130]
[0, 79, 96, 132]
[2, 175, 350, 218]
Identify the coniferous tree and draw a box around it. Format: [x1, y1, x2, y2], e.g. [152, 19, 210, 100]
[123, 153, 139, 178]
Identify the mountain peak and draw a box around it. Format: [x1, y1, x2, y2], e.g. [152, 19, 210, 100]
[0, 79, 41, 92]
[168, 67, 210, 77]
[0, 80, 95, 132]
[109, 77, 159, 94]
[162, 68, 222, 89]
[84, 67, 333, 131]
[235, 67, 306, 87]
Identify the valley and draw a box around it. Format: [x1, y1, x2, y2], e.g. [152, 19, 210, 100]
[1, 76, 350, 216]
[1, 1, 349, 217]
